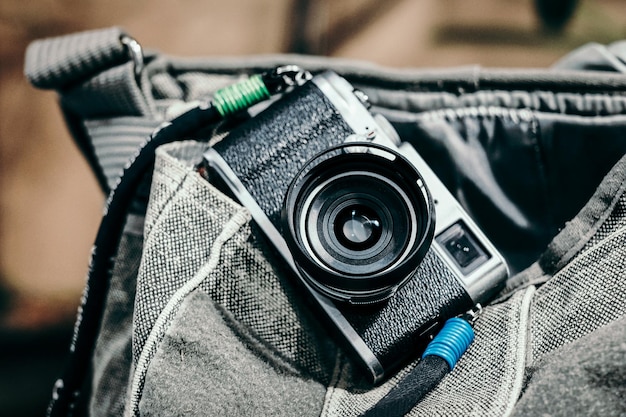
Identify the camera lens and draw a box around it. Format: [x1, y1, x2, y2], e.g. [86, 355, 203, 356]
[282, 142, 435, 304]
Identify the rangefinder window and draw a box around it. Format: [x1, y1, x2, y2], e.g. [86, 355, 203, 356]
[437, 221, 491, 274]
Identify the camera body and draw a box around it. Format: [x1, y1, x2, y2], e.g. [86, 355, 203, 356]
[204, 71, 508, 383]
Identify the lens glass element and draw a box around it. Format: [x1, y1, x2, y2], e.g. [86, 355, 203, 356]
[336, 205, 381, 250]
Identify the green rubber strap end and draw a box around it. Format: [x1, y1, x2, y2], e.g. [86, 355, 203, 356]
[213, 74, 271, 117]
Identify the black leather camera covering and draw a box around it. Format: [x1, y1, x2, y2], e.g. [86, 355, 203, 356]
[213, 82, 353, 228]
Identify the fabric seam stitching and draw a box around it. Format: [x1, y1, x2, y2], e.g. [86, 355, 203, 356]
[503, 285, 536, 417]
[320, 353, 344, 417]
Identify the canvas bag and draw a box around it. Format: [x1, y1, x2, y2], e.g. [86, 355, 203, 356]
[25, 27, 626, 416]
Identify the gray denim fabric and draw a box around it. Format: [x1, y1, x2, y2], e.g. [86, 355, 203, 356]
[24, 29, 626, 417]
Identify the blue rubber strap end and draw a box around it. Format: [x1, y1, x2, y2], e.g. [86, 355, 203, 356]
[422, 317, 475, 370]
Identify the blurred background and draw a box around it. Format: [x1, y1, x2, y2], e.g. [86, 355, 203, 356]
[0, 0, 624, 415]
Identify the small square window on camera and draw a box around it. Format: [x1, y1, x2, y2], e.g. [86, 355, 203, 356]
[436, 222, 490, 275]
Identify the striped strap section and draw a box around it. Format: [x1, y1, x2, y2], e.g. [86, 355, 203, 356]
[25, 27, 129, 90]
[84, 117, 163, 191]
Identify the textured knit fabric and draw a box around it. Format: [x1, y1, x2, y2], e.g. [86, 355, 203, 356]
[511, 315, 626, 417]
[139, 290, 327, 417]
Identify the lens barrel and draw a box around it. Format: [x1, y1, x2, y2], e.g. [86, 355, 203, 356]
[282, 142, 435, 304]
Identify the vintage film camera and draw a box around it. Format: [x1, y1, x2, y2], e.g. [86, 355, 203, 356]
[204, 71, 509, 383]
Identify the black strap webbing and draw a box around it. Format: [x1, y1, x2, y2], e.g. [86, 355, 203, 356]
[362, 356, 450, 417]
